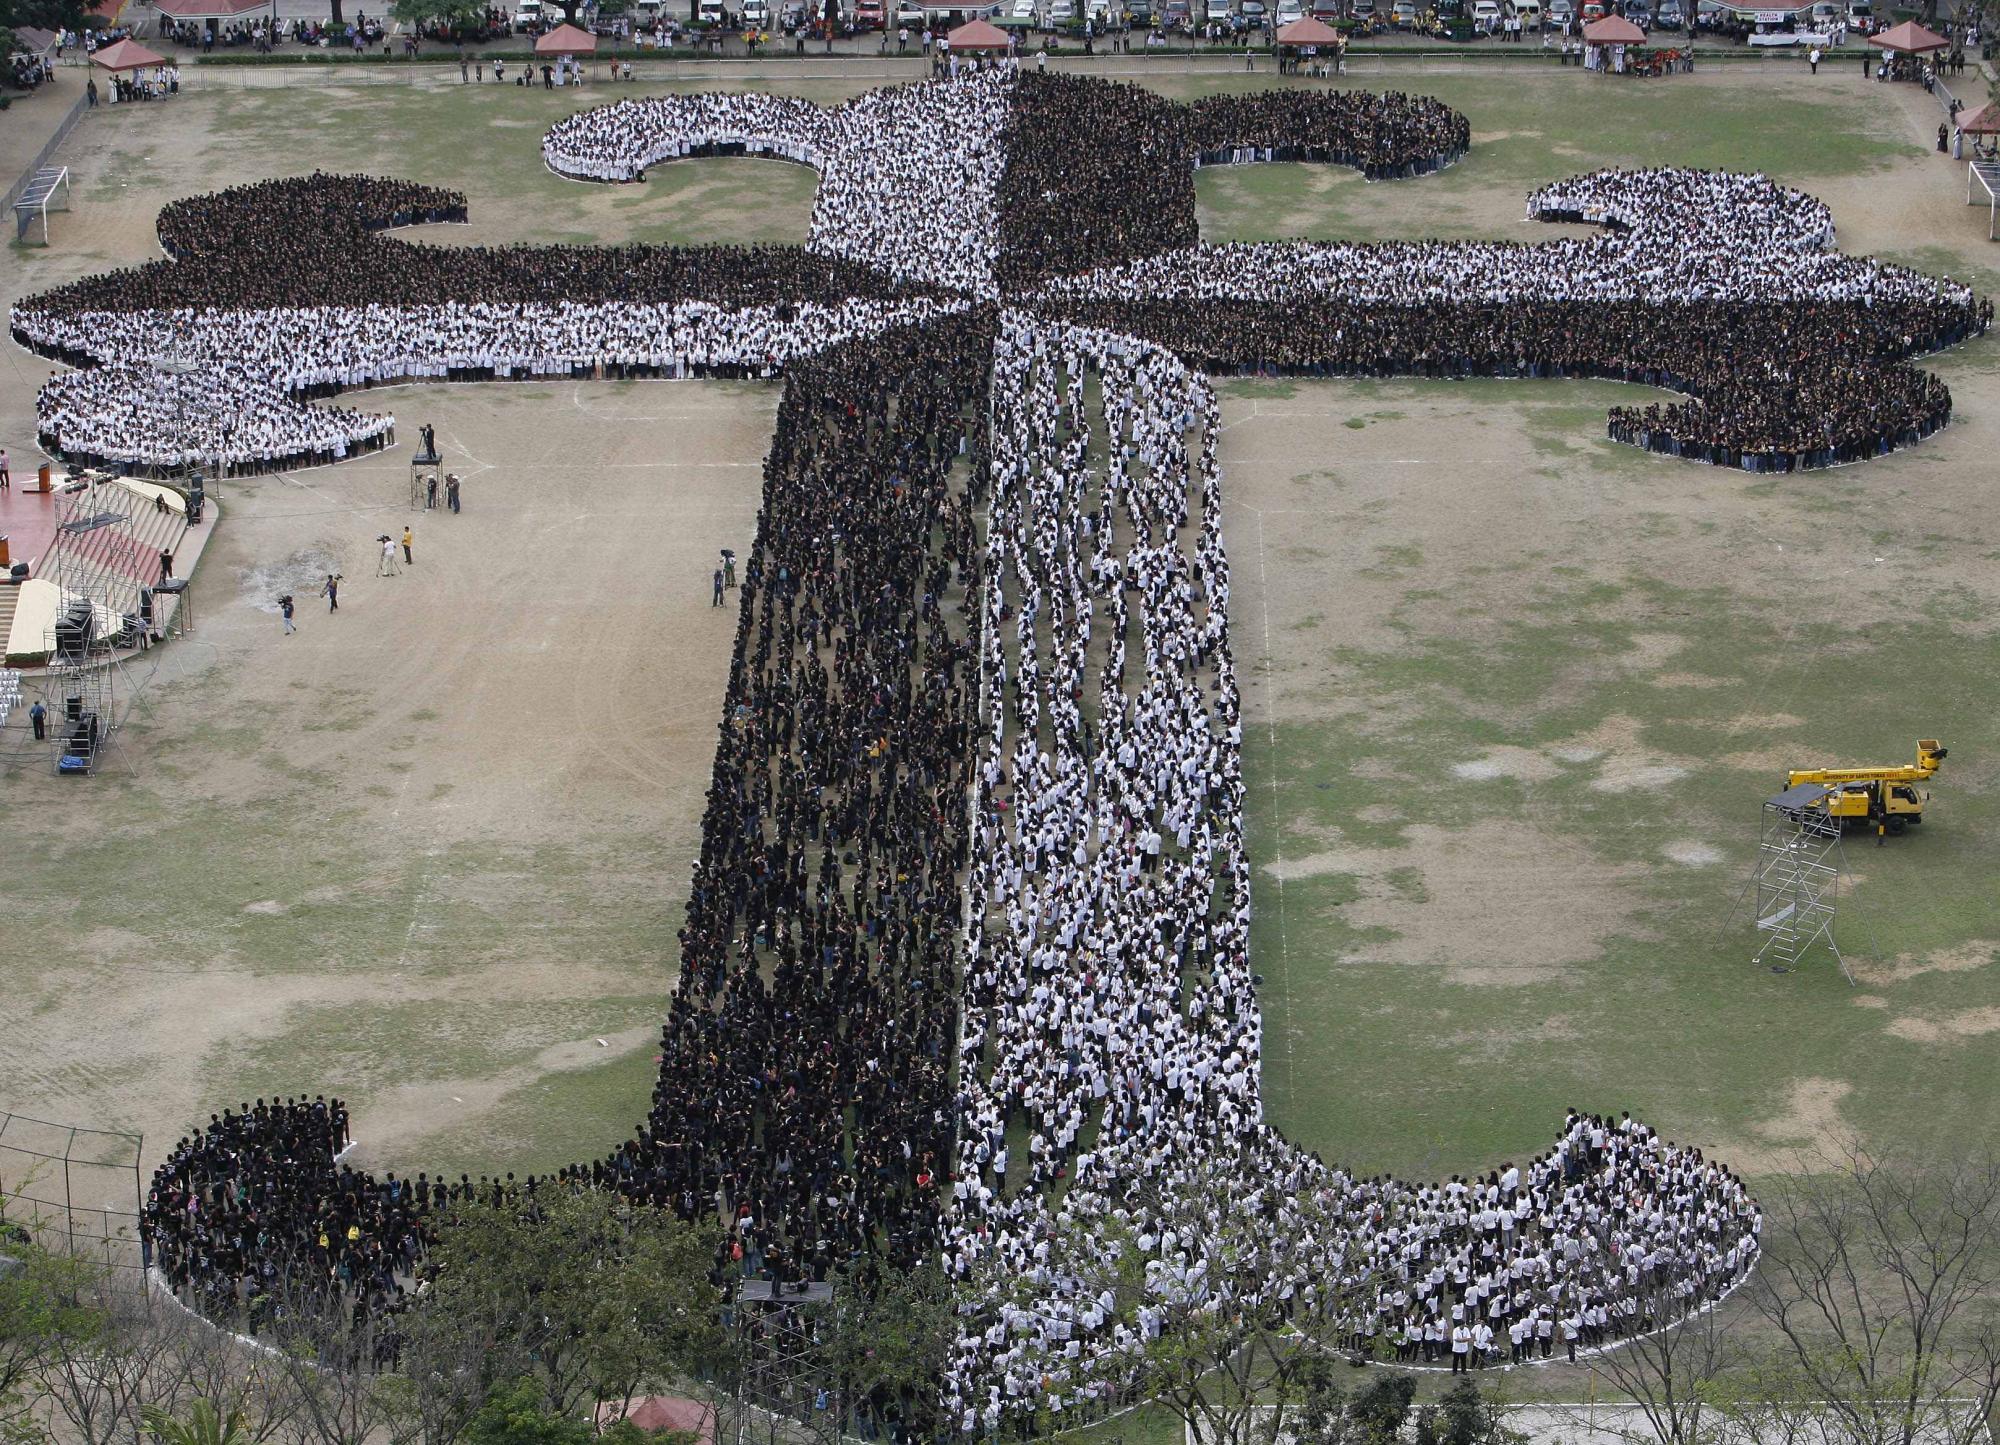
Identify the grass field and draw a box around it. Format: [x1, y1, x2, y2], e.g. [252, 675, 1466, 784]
[2, 64, 1996, 1263]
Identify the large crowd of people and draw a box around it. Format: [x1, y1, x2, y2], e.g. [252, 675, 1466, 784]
[9, 171, 952, 472]
[82, 66, 1998, 1429]
[542, 75, 1011, 295]
[996, 75, 1470, 289]
[937, 316, 1761, 1429]
[21, 295, 963, 474]
[1031, 163, 1986, 472]
[141, 317, 995, 1376]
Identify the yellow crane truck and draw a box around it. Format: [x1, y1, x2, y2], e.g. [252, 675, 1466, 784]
[1784, 740, 1947, 839]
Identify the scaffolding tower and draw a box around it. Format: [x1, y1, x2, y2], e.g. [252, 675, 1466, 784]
[729, 1280, 842, 1445]
[1752, 784, 1851, 982]
[47, 600, 112, 775]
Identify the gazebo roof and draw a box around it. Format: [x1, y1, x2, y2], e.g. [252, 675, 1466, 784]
[13, 25, 60, 54]
[90, 38, 170, 69]
[594, 1399, 715, 1445]
[1867, 18, 1948, 51]
[946, 18, 1012, 46]
[1958, 101, 2000, 135]
[1581, 14, 1646, 43]
[1275, 15, 1340, 42]
[534, 21, 598, 52]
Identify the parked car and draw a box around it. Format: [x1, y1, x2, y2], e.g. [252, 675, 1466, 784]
[1547, 0, 1574, 21]
[1349, 0, 1376, 20]
[1275, 0, 1304, 22]
[1512, 0, 1541, 23]
[1580, 0, 1606, 19]
[1471, 0, 1501, 29]
[1623, 0, 1650, 25]
[1845, 0, 1871, 24]
[1239, 0, 1267, 27]
[855, 0, 884, 25]
[1654, 0, 1682, 23]
[1127, 0, 1155, 22]
[1391, 0, 1417, 24]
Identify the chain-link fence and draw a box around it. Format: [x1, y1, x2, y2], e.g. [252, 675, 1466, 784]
[0, 1110, 144, 1270]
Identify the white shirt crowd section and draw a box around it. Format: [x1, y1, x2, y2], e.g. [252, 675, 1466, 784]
[36, 363, 393, 472]
[16, 297, 964, 470]
[541, 72, 1011, 296]
[939, 312, 1762, 1431]
[1033, 167, 1972, 308]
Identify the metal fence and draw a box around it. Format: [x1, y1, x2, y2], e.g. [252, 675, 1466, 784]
[0, 1110, 145, 1271]
[2, 90, 89, 217]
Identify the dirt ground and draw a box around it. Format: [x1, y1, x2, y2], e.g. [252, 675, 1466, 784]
[0, 373, 771, 1189]
[2, 63, 1997, 1219]
[1213, 70, 2000, 1182]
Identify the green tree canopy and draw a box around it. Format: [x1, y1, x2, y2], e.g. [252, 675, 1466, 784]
[406, 1190, 725, 1420]
[387, 0, 490, 30]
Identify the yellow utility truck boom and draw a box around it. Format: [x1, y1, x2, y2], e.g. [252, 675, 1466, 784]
[1784, 739, 1947, 835]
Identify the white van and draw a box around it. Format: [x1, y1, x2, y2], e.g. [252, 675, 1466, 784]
[1513, 0, 1542, 23]
[513, 0, 544, 27]
[1845, 0, 1872, 23]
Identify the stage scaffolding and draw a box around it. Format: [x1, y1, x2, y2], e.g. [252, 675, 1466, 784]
[1751, 784, 1852, 983]
[729, 1280, 844, 1445]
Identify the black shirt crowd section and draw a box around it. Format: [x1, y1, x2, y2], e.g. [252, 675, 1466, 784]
[993, 78, 1985, 471]
[20, 172, 923, 321]
[997, 74, 1470, 290]
[124, 68, 1988, 1382]
[142, 313, 995, 1339]
[1045, 296, 1986, 472]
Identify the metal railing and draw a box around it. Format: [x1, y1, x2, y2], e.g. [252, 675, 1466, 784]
[2, 91, 89, 216]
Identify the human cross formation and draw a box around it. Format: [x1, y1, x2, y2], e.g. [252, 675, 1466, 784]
[14, 69, 1986, 1430]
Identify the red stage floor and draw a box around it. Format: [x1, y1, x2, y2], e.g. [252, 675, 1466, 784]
[0, 477, 61, 576]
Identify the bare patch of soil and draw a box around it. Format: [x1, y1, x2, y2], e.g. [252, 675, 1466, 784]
[1273, 820, 1648, 984]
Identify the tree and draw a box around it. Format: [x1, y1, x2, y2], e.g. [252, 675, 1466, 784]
[812, 1257, 957, 1442]
[1346, 1374, 1416, 1444]
[414, 1191, 725, 1420]
[460, 1381, 591, 1445]
[1, 1217, 103, 1445]
[1563, 1278, 1739, 1445]
[970, 1151, 1370, 1445]
[141, 1401, 252, 1445]
[1732, 1145, 2000, 1445]
[40, 1265, 186, 1445]
[387, 0, 489, 32]
[1428, 1379, 1526, 1445]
